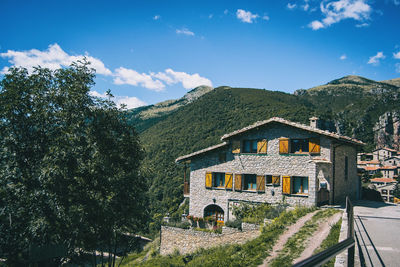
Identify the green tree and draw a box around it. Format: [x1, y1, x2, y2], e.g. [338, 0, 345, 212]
[0, 61, 148, 266]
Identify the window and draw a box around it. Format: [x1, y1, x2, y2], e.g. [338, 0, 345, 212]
[382, 196, 388, 201]
[290, 139, 309, 153]
[389, 197, 394, 202]
[382, 189, 388, 194]
[282, 176, 308, 195]
[241, 139, 268, 154]
[243, 140, 258, 153]
[219, 152, 226, 163]
[243, 174, 257, 190]
[389, 190, 394, 195]
[205, 172, 232, 189]
[345, 156, 348, 180]
[266, 175, 280, 186]
[293, 176, 309, 194]
[213, 173, 225, 188]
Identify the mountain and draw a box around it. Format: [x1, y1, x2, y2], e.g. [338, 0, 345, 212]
[381, 78, 400, 87]
[133, 76, 399, 228]
[127, 85, 213, 133]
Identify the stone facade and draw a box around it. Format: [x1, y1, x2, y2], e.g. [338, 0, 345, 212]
[160, 225, 260, 255]
[179, 120, 361, 222]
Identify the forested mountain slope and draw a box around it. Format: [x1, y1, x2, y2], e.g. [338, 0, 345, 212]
[131, 75, 399, 225]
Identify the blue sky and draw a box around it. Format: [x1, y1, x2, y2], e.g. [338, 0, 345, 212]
[1, 0, 400, 108]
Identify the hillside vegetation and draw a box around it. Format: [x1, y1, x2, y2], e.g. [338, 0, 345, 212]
[127, 75, 399, 229]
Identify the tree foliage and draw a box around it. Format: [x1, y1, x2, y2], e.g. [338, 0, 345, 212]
[0, 62, 148, 265]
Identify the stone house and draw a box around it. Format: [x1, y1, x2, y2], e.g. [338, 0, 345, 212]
[176, 117, 364, 222]
[373, 147, 398, 162]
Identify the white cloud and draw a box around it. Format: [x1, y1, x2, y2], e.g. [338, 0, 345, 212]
[0, 43, 112, 75]
[208, 14, 213, 19]
[308, 0, 372, 30]
[309, 20, 325, 30]
[396, 63, 400, 73]
[368, 52, 385, 65]
[355, 22, 369, 27]
[113, 67, 165, 91]
[176, 28, 195, 36]
[303, 0, 310, 11]
[394, 0, 400, 5]
[393, 51, 400, 59]
[236, 9, 259, 23]
[114, 67, 212, 91]
[90, 90, 147, 109]
[153, 15, 160, 20]
[287, 3, 297, 10]
[152, 68, 212, 89]
[340, 54, 347, 60]
[224, 9, 229, 15]
[262, 15, 270, 21]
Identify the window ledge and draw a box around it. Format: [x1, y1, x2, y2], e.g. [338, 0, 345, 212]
[266, 184, 280, 187]
[238, 153, 269, 156]
[280, 154, 310, 156]
[241, 190, 259, 193]
[287, 193, 309, 198]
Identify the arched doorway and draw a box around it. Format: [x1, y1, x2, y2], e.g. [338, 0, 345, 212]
[204, 204, 224, 223]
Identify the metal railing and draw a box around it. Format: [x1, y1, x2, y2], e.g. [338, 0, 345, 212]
[293, 196, 355, 267]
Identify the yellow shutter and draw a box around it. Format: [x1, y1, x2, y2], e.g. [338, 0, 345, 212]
[205, 172, 212, 188]
[282, 176, 291, 194]
[232, 140, 241, 154]
[309, 138, 321, 154]
[272, 175, 280, 185]
[234, 174, 242, 191]
[225, 173, 233, 189]
[279, 138, 289, 154]
[257, 139, 268, 154]
[256, 175, 265, 192]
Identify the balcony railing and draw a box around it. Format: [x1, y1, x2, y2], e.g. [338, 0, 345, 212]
[184, 181, 190, 196]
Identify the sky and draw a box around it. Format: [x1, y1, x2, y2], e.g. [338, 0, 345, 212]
[1, 0, 400, 108]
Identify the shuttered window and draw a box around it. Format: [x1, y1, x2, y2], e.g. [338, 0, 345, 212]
[309, 138, 321, 154]
[234, 174, 242, 191]
[256, 175, 265, 192]
[272, 175, 280, 185]
[279, 138, 289, 154]
[232, 140, 241, 154]
[225, 173, 233, 189]
[282, 176, 291, 194]
[257, 139, 268, 154]
[205, 172, 212, 188]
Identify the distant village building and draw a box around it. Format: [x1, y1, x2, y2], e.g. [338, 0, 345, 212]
[176, 117, 364, 222]
[358, 146, 399, 203]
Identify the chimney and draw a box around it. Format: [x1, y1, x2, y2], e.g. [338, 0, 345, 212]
[309, 117, 319, 128]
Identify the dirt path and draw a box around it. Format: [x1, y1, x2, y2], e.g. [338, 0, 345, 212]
[259, 210, 319, 267]
[293, 211, 342, 264]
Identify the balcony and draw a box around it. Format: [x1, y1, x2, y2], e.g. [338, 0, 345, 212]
[184, 181, 190, 197]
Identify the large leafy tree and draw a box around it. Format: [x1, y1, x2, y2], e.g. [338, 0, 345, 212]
[0, 61, 148, 266]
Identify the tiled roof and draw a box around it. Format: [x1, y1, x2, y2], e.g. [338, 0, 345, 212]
[220, 117, 364, 146]
[370, 178, 397, 183]
[379, 166, 398, 170]
[176, 142, 227, 163]
[363, 166, 380, 171]
[373, 147, 398, 153]
[358, 160, 380, 165]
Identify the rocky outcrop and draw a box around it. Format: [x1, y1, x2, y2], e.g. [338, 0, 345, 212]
[374, 111, 400, 150]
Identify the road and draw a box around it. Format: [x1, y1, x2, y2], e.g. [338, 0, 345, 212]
[354, 200, 400, 267]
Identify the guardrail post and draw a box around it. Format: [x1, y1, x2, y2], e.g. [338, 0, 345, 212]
[346, 196, 355, 267]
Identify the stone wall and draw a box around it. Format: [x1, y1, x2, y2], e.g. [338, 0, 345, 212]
[333, 144, 359, 203]
[160, 225, 260, 255]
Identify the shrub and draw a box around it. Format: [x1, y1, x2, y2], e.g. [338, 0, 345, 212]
[225, 219, 242, 230]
